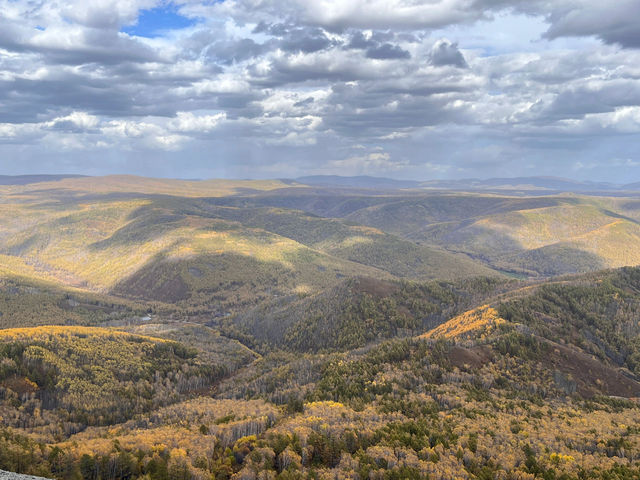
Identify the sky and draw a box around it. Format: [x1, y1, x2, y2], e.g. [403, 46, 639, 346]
[0, 0, 639, 181]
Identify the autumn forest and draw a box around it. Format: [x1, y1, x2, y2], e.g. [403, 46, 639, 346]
[1, 175, 640, 480]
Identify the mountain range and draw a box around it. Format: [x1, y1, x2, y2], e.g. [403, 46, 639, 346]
[1, 174, 640, 480]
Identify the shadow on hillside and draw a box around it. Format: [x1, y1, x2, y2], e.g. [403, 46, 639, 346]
[109, 251, 296, 305]
[87, 208, 187, 251]
[343, 196, 570, 236]
[497, 244, 606, 276]
[415, 218, 525, 258]
[85, 197, 306, 251]
[414, 217, 608, 277]
[601, 209, 640, 225]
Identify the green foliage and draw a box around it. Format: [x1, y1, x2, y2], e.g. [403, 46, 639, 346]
[3, 180, 640, 480]
[376, 418, 458, 451]
[236, 276, 509, 353]
[498, 268, 640, 375]
[0, 327, 224, 427]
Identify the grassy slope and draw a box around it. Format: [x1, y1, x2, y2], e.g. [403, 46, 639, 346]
[341, 194, 640, 276]
[0, 181, 497, 315]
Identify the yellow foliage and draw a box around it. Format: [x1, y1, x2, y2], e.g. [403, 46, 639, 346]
[0, 325, 168, 344]
[420, 305, 506, 340]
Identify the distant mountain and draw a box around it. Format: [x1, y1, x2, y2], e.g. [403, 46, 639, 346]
[3, 173, 637, 192]
[295, 174, 637, 193]
[344, 194, 640, 276]
[295, 175, 421, 189]
[0, 174, 87, 185]
[421, 176, 622, 192]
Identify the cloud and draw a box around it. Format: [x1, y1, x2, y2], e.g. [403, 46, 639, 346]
[329, 151, 408, 174]
[429, 39, 467, 67]
[543, 0, 640, 49]
[169, 111, 226, 133]
[279, 27, 335, 53]
[210, 0, 487, 31]
[346, 31, 377, 50]
[0, 0, 640, 181]
[366, 43, 411, 59]
[47, 112, 100, 132]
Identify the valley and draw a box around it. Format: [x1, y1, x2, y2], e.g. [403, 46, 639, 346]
[1, 175, 640, 480]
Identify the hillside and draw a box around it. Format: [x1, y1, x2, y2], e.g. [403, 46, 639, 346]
[341, 194, 640, 276]
[3, 266, 640, 480]
[6, 176, 640, 287]
[0, 193, 386, 310]
[195, 202, 497, 280]
[124, 322, 257, 372]
[3, 175, 299, 198]
[0, 182, 497, 317]
[0, 269, 151, 330]
[2, 176, 640, 480]
[212, 188, 640, 277]
[419, 266, 640, 389]
[227, 276, 510, 352]
[0, 175, 85, 186]
[0, 326, 224, 430]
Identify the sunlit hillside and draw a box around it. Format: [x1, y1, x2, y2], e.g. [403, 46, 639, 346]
[2, 176, 640, 480]
[2, 175, 300, 198]
[0, 180, 499, 316]
[332, 194, 640, 276]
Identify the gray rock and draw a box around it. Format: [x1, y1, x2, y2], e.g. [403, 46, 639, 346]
[0, 470, 52, 480]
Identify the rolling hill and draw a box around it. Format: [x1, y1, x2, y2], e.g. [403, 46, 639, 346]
[0, 179, 498, 317]
[208, 188, 640, 277]
[2, 175, 640, 480]
[328, 194, 640, 276]
[0, 326, 222, 429]
[226, 276, 510, 352]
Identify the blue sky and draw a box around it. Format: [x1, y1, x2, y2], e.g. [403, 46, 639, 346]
[122, 5, 196, 38]
[0, 0, 639, 182]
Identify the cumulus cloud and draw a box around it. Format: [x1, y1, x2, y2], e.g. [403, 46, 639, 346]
[366, 43, 411, 59]
[543, 0, 640, 48]
[0, 0, 640, 181]
[209, 0, 487, 31]
[429, 39, 467, 67]
[47, 112, 100, 133]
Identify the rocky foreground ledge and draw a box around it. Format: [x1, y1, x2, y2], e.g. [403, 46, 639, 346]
[0, 471, 51, 480]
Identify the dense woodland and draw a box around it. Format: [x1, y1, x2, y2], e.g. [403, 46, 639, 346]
[1, 178, 640, 479]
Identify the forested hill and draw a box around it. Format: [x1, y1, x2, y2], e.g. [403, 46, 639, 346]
[2, 176, 640, 479]
[226, 275, 510, 352]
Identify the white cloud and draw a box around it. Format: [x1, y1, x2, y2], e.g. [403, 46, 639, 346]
[47, 112, 100, 131]
[0, 0, 639, 180]
[170, 111, 226, 133]
[329, 151, 408, 175]
[211, 0, 484, 30]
